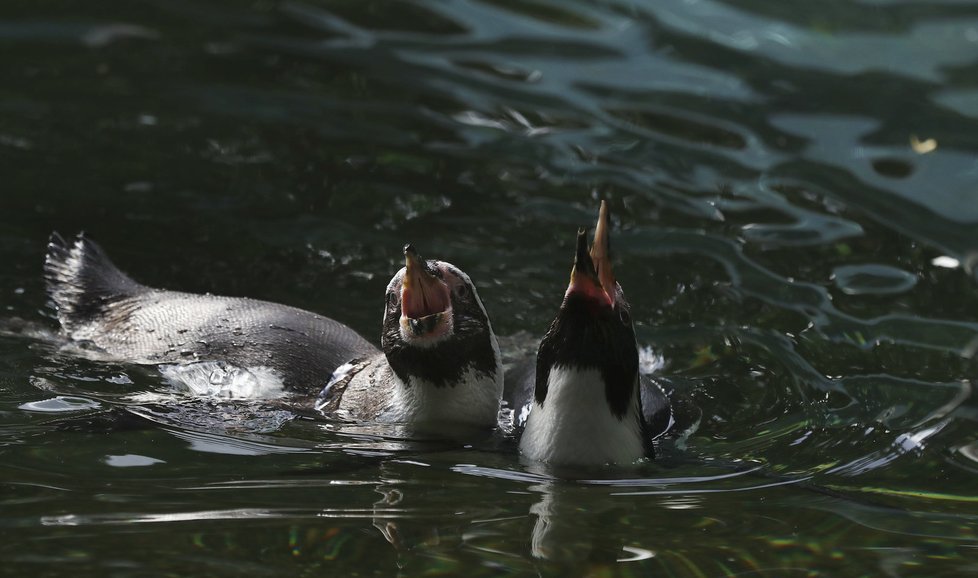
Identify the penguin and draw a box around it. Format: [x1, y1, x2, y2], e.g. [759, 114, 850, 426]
[510, 201, 673, 465]
[44, 234, 503, 428]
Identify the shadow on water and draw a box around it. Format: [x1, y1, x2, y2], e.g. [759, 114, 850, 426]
[2, 0, 978, 575]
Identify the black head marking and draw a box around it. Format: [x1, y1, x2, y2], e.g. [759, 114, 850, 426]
[381, 262, 496, 388]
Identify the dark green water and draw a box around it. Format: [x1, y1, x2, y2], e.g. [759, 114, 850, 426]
[3, 0, 978, 576]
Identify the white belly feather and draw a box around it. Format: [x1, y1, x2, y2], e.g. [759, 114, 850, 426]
[520, 366, 644, 466]
[384, 366, 503, 427]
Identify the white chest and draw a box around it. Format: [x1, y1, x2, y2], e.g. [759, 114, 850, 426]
[383, 366, 503, 428]
[519, 366, 644, 466]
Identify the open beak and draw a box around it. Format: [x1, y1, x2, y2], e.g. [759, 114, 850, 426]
[589, 199, 616, 305]
[401, 244, 452, 338]
[566, 200, 616, 307]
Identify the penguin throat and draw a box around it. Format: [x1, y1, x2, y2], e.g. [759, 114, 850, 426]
[401, 276, 450, 319]
[385, 329, 497, 389]
[399, 308, 454, 345]
[534, 295, 638, 419]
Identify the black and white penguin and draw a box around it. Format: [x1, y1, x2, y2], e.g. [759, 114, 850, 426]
[44, 234, 503, 428]
[511, 202, 672, 465]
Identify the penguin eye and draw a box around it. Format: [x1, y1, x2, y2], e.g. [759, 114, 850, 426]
[454, 284, 469, 299]
[386, 292, 398, 307]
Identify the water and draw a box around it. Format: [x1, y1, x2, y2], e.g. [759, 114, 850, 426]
[2, 0, 978, 575]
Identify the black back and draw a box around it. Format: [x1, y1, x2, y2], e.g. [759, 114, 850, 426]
[44, 232, 380, 395]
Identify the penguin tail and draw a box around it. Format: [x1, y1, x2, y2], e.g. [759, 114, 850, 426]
[44, 232, 145, 334]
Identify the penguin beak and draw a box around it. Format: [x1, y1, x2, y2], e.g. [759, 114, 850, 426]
[565, 200, 616, 307]
[400, 244, 452, 339]
[589, 199, 617, 306]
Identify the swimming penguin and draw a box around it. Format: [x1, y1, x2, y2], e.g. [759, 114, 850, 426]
[510, 201, 672, 465]
[44, 234, 503, 428]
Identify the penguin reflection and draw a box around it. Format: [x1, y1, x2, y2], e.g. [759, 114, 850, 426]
[528, 479, 655, 566]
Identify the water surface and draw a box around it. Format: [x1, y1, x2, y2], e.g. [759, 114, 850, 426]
[2, 0, 978, 576]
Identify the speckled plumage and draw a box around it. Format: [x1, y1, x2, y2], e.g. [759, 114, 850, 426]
[44, 233, 376, 393]
[44, 233, 503, 428]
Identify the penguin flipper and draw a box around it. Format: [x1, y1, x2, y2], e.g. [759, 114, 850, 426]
[640, 374, 674, 439]
[644, 375, 703, 451]
[44, 232, 147, 335]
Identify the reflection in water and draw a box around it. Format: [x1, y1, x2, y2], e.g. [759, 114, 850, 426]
[3, 0, 978, 574]
[164, 427, 309, 457]
[806, 493, 978, 541]
[830, 264, 917, 296]
[958, 440, 978, 468]
[827, 417, 952, 477]
[528, 481, 632, 563]
[18, 395, 101, 413]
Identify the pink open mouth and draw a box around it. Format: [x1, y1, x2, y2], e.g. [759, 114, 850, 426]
[400, 245, 452, 339]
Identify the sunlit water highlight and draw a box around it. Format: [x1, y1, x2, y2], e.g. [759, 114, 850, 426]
[1, 0, 978, 576]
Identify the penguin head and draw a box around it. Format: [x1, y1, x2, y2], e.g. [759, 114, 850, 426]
[535, 201, 639, 419]
[381, 245, 499, 389]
